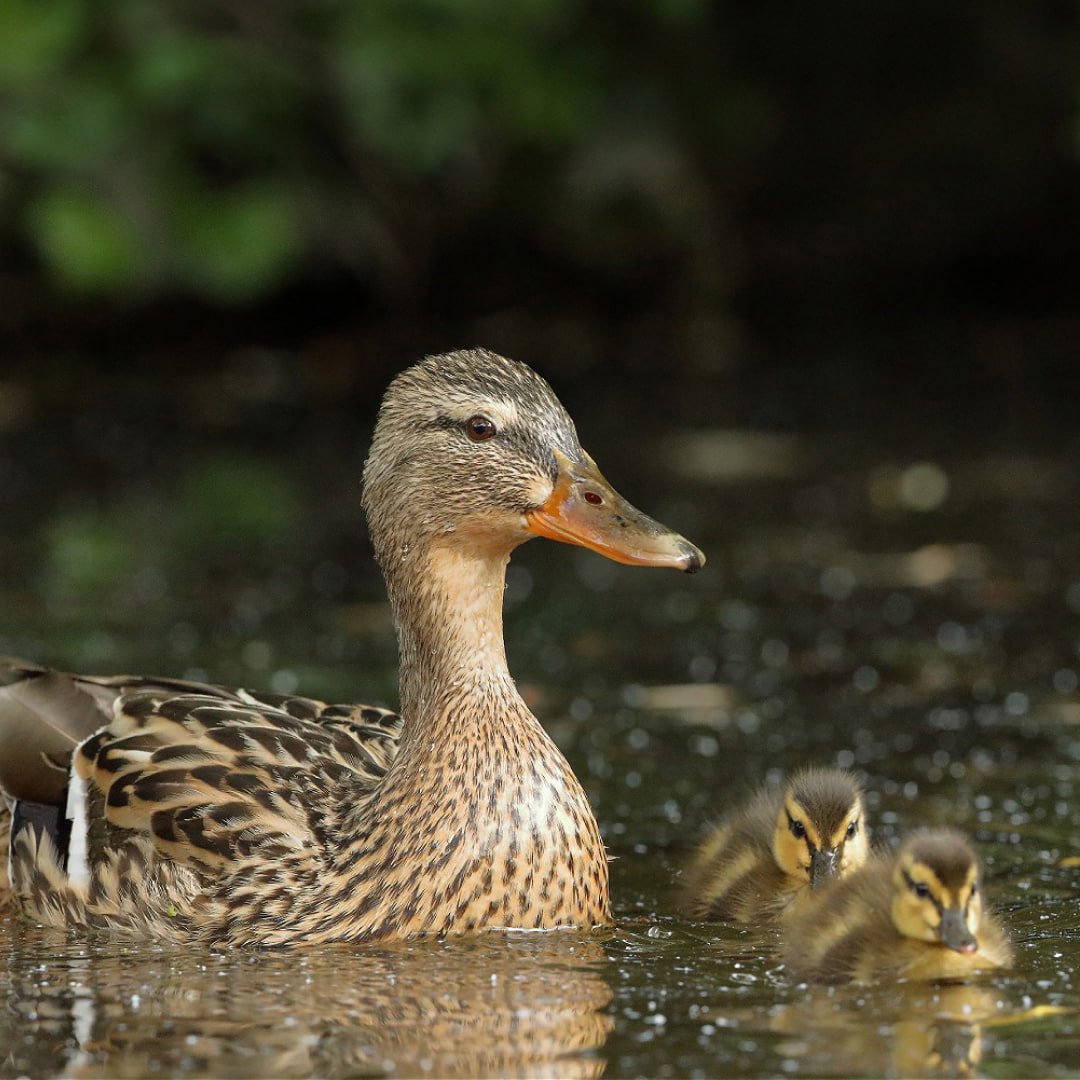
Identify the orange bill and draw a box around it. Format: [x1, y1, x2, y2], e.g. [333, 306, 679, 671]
[526, 448, 705, 573]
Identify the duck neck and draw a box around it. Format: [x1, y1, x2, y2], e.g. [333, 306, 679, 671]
[382, 536, 522, 745]
[324, 533, 612, 939]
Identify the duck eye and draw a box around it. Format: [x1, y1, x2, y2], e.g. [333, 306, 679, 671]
[913, 881, 931, 899]
[846, 821, 858, 839]
[465, 415, 497, 442]
[789, 818, 806, 839]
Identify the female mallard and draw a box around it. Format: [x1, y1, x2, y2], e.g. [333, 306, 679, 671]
[782, 829, 1013, 983]
[0, 349, 703, 945]
[681, 767, 868, 922]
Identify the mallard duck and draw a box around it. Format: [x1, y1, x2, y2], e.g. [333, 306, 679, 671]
[782, 829, 1013, 983]
[681, 767, 868, 922]
[0, 348, 704, 945]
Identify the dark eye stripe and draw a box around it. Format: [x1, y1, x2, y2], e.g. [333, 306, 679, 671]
[423, 413, 561, 475]
[902, 869, 942, 910]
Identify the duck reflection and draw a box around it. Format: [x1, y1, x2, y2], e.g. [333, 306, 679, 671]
[769, 981, 1007, 1077]
[0, 918, 613, 1078]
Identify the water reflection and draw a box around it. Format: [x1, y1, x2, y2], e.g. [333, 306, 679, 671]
[769, 982, 1007, 1077]
[0, 914, 613, 1078]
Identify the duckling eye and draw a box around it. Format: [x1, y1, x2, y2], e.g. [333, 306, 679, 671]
[789, 819, 806, 839]
[846, 821, 858, 839]
[465, 415, 497, 442]
[913, 881, 932, 899]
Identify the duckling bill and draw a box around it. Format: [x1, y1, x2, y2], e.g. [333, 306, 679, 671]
[783, 829, 1013, 983]
[0, 349, 703, 945]
[682, 767, 868, 923]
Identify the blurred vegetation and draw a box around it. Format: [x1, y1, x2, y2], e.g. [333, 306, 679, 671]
[2, 0, 1078, 338]
[40, 454, 302, 603]
[2, 0, 1080, 684]
[0, 0, 610, 300]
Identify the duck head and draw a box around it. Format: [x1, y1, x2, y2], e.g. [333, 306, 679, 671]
[362, 349, 704, 572]
[772, 767, 868, 889]
[891, 831, 983, 954]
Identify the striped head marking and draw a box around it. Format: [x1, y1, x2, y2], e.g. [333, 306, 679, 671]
[363, 350, 581, 556]
[362, 349, 704, 573]
[891, 831, 983, 952]
[772, 768, 868, 888]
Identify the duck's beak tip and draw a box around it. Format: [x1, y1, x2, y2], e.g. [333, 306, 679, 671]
[680, 542, 706, 574]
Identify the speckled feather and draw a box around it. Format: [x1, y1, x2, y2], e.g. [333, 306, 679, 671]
[8, 677, 401, 943]
[3, 349, 646, 943]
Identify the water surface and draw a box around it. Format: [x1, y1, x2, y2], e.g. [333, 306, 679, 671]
[1, 379, 1078, 1077]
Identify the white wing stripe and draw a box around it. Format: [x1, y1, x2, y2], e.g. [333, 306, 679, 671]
[65, 748, 91, 888]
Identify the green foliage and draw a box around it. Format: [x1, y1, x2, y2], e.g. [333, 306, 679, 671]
[27, 188, 140, 290]
[0, 0, 602, 301]
[334, 1, 596, 172]
[39, 455, 302, 612]
[43, 506, 136, 602]
[176, 456, 302, 548]
[0, 1, 1076, 311]
[170, 181, 300, 301]
[0, 0, 86, 82]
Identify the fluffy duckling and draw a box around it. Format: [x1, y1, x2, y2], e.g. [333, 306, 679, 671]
[783, 829, 1013, 983]
[682, 767, 868, 923]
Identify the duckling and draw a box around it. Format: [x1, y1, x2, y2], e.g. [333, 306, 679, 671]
[682, 767, 868, 922]
[0, 348, 704, 945]
[783, 829, 1013, 983]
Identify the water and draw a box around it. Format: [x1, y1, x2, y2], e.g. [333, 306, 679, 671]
[1, 369, 1079, 1076]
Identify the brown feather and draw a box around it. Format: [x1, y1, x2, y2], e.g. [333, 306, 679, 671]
[0, 657, 113, 802]
[3, 350, 697, 944]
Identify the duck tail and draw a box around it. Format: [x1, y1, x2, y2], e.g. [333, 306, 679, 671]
[0, 657, 117, 905]
[0, 657, 111, 805]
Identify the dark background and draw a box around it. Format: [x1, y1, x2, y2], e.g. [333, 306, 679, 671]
[1, 0, 1078, 684]
[3, 3, 1078, 419]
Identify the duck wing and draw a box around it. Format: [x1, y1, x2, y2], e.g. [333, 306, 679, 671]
[0, 656, 256, 804]
[73, 689, 400, 875]
[2, 657, 401, 936]
[0, 656, 400, 805]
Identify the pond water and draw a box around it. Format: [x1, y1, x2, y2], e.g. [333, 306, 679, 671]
[0, 363, 1078, 1077]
